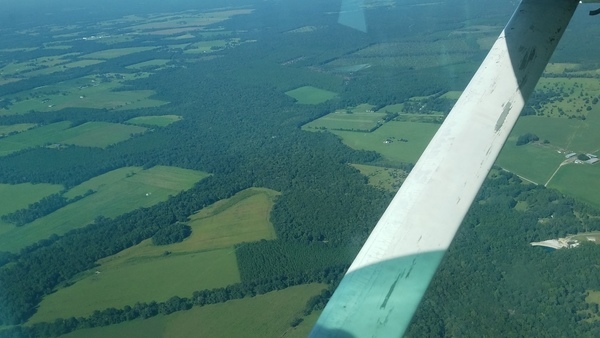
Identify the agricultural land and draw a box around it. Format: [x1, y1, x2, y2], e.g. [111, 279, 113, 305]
[2, 1, 600, 337]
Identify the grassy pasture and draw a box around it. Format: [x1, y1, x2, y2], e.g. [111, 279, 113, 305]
[377, 103, 404, 113]
[534, 77, 600, 118]
[93, 188, 279, 259]
[26, 59, 105, 77]
[165, 33, 196, 40]
[57, 122, 147, 148]
[0, 78, 21, 86]
[29, 188, 277, 323]
[0, 121, 71, 156]
[0, 47, 38, 52]
[0, 122, 147, 155]
[42, 44, 73, 50]
[328, 39, 474, 70]
[1, 74, 167, 115]
[441, 91, 462, 100]
[543, 63, 580, 75]
[60, 283, 326, 338]
[0, 166, 209, 253]
[0, 183, 63, 237]
[496, 141, 564, 185]
[126, 115, 183, 127]
[80, 47, 156, 59]
[93, 35, 137, 45]
[495, 114, 600, 184]
[0, 123, 36, 136]
[124, 9, 253, 33]
[331, 121, 440, 164]
[285, 86, 337, 104]
[354, 40, 472, 57]
[286, 26, 319, 33]
[327, 54, 470, 71]
[547, 164, 600, 209]
[303, 109, 384, 132]
[351, 163, 406, 192]
[183, 39, 238, 54]
[0, 183, 63, 217]
[125, 59, 170, 70]
[29, 248, 240, 323]
[0, 53, 101, 79]
[150, 27, 203, 36]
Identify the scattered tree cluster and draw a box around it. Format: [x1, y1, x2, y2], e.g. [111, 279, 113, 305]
[516, 132, 539, 146]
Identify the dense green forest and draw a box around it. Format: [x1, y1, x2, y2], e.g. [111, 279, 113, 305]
[1, 0, 600, 337]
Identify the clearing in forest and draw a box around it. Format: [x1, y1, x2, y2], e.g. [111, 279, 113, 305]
[126, 115, 183, 127]
[125, 59, 171, 70]
[80, 47, 156, 59]
[0, 123, 36, 136]
[0, 121, 147, 156]
[0, 73, 168, 115]
[58, 284, 326, 338]
[182, 39, 239, 54]
[303, 104, 384, 132]
[28, 188, 278, 323]
[0, 166, 209, 253]
[285, 86, 337, 104]
[28, 248, 240, 323]
[0, 183, 63, 237]
[332, 121, 440, 164]
[351, 164, 406, 192]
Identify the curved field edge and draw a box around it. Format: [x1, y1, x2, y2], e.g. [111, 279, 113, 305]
[0, 166, 210, 253]
[27, 188, 278, 323]
[58, 283, 326, 338]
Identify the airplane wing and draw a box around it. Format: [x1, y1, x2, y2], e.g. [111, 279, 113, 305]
[310, 0, 581, 336]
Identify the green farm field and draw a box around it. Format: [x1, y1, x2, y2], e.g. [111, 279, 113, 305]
[59, 283, 326, 338]
[121, 9, 252, 34]
[534, 77, 600, 118]
[496, 114, 600, 184]
[1, 73, 168, 115]
[24, 60, 105, 78]
[0, 183, 63, 237]
[0, 121, 147, 156]
[496, 140, 564, 185]
[126, 115, 183, 127]
[28, 248, 240, 323]
[29, 188, 278, 323]
[0, 166, 209, 252]
[547, 164, 600, 209]
[0, 121, 71, 156]
[376, 103, 404, 113]
[80, 47, 156, 59]
[57, 122, 147, 147]
[303, 111, 384, 131]
[94, 187, 279, 258]
[285, 86, 337, 104]
[183, 40, 237, 54]
[332, 121, 440, 164]
[125, 59, 170, 70]
[543, 63, 580, 75]
[351, 163, 406, 192]
[0, 123, 36, 135]
[0, 54, 77, 76]
[326, 38, 474, 70]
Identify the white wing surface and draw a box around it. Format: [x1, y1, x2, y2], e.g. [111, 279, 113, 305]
[310, 0, 580, 336]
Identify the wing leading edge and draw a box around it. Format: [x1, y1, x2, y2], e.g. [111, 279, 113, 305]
[310, 0, 580, 336]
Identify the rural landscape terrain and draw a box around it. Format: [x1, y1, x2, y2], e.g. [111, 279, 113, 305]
[1, 0, 600, 337]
